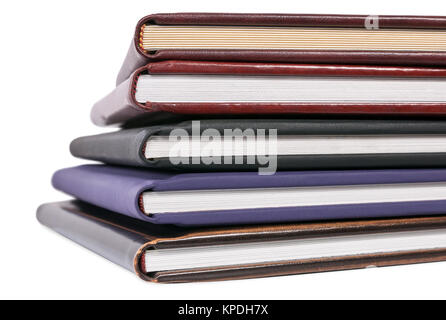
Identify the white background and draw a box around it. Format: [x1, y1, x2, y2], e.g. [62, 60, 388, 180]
[1, 0, 446, 299]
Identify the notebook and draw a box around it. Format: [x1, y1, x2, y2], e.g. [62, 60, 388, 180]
[71, 119, 446, 171]
[117, 13, 446, 84]
[94, 61, 446, 126]
[37, 200, 446, 283]
[52, 165, 446, 226]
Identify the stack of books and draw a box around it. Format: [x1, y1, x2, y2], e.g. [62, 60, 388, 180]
[38, 13, 446, 283]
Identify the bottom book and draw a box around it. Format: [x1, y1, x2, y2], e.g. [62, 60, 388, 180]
[37, 200, 446, 283]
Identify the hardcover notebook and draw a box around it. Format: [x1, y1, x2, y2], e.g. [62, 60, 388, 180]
[117, 13, 446, 84]
[71, 119, 446, 171]
[52, 165, 446, 226]
[95, 61, 446, 126]
[37, 200, 446, 283]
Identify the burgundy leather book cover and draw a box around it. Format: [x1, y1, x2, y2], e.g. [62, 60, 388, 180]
[117, 13, 446, 84]
[37, 200, 446, 283]
[94, 60, 446, 126]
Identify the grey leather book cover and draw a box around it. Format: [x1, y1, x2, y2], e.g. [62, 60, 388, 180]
[71, 119, 446, 171]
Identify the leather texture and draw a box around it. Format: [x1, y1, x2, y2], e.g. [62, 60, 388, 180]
[147, 60, 446, 76]
[117, 13, 446, 84]
[52, 165, 446, 226]
[72, 119, 446, 170]
[97, 61, 446, 126]
[91, 74, 145, 127]
[37, 200, 446, 283]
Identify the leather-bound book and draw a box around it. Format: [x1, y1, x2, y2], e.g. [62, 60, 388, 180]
[37, 200, 446, 283]
[93, 61, 446, 126]
[117, 13, 446, 84]
[52, 165, 446, 226]
[71, 119, 446, 171]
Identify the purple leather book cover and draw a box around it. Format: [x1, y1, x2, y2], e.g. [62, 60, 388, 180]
[52, 165, 446, 226]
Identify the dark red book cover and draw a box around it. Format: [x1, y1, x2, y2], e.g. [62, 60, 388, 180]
[93, 60, 446, 126]
[117, 13, 446, 84]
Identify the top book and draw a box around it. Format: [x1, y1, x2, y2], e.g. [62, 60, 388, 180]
[117, 13, 446, 84]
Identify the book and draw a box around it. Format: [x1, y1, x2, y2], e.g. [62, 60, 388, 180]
[117, 13, 446, 84]
[71, 119, 446, 171]
[37, 200, 446, 283]
[52, 165, 446, 226]
[94, 61, 446, 126]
